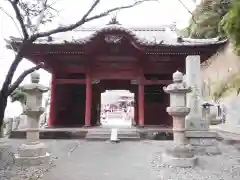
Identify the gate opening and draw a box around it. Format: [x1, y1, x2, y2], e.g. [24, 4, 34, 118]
[100, 90, 135, 127]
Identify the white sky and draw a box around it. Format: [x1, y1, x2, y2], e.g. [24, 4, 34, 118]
[0, 0, 199, 118]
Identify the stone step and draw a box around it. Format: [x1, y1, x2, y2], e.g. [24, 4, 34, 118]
[85, 135, 141, 141]
[215, 131, 240, 145]
[85, 134, 110, 141]
[87, 129, 138, 134]
[107, 112, 123, 116]
[85, 129, 140, 141]
[118, 133, 140, 137]
[107, 116, 123, 119]
[9, 130, 87, 139]
[107, 112, 123, 115]
[85, 133, 139, 138]
[87, 130, 138, 134]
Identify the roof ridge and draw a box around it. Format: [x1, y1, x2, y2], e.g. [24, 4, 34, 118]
[74, 26, 176, 32]
[74, 23, 177, 31]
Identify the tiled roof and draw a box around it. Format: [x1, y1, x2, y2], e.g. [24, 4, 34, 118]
[32, 24, 225, 46]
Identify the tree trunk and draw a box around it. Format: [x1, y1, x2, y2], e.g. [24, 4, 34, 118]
[0, 92, 8, 137]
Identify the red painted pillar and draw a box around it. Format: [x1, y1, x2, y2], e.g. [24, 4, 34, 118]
[138, 79, 144, 127]
[134, 94, 138, 125]
[48, 74, 56, 127]
[84, 73, 92, 127]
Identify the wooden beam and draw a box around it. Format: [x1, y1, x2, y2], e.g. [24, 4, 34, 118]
[143, 80, 171, 85]
[92, 70, 136, 79]
[143, 62, 185, 74]
[55, 67, 87, 73]
[55, 79, 85, 84]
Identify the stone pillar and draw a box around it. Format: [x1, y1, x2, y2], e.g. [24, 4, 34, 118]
[48, 74, 56, 127]
[185, 55, 220, 155]
[84, 73, 92, 127]
[14, 72, 50, 166]
[138, 78, 144, 127]
[185, 55, 205, 130]
[162, 71, 196, 167]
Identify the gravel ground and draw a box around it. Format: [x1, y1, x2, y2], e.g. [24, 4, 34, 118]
[1, 139, 240, 180]
[151, 142, 240, 180]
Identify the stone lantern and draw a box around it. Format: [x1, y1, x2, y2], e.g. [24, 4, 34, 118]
[202, 102, 221, 125]
[162, 70, 197, 167]
[14, 72, 50, 166]
[202, 102, 213, 121]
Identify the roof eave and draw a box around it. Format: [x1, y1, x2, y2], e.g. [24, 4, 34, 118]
[5, 36, 228, 54]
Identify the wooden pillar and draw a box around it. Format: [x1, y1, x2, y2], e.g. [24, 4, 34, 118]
[48, 74, 56, 127]
[96, 91, 101, 126]
[84, 73, 92, 127]
[138, 78, 144, 127]
[134, 93, 138, 126]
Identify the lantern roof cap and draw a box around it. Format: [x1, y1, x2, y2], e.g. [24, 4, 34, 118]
[173, 70, 183, 82]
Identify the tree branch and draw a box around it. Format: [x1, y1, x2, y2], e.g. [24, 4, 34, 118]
[81, 0, 100, 21]
[31, 0, 156, 40]
[8, 62, 45, 96]
[13, 0, 20, 4]
[7, 0, 29, 39]
[177, 0, 196, 24]
[1, 40, 29, 97]
[0, 6, 23, 38]
[30, 0, 49, 34]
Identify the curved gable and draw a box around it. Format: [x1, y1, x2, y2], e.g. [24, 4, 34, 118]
[73, 25, 161, 49]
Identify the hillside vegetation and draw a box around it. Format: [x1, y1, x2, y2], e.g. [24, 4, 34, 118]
[180, 0, 232, 39]
[221, 0, 240, 54]
[181, 0, 240, 100]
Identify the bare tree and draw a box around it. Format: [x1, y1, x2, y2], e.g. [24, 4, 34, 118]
[0, 0, 157, 132]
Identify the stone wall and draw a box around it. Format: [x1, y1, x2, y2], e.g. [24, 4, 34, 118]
[201, 43, 240, 125]
[220, 93, 240, 125]
[201, 43, 240, 97]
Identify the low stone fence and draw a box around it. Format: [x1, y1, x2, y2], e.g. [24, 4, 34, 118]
[2, 118, 14, 137]
[2, 117, 23, 137]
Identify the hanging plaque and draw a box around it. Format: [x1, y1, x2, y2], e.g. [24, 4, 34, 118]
[104, 35, 122, 44]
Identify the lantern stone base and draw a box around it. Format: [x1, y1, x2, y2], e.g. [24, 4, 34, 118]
[14, 142, 50, 166]
[15, 153, 50, 166]
[162, 144, 197, 168]
[185, 131, 220, 155]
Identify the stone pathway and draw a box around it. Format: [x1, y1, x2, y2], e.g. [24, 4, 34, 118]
[43, 140, 158, 180]
[211, 125, 240, 144]
[211, 124, 240, 135]
[1, 140, 240, 180]
[101, 111, 132, 127]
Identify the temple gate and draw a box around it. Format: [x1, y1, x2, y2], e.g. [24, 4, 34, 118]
[7, 20, 226, 128]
